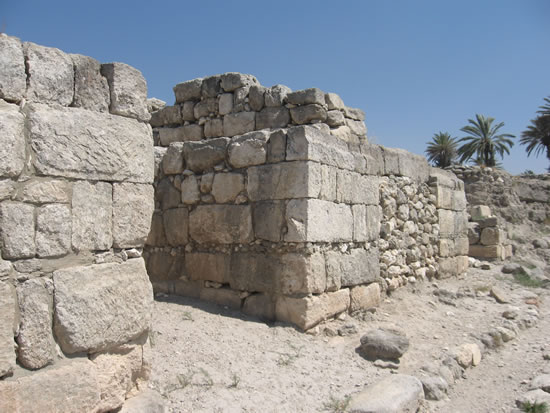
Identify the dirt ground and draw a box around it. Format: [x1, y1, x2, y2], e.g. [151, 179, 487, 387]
[149, 263, 549, 413]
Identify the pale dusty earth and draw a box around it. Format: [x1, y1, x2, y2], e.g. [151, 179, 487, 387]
[149, 261, 549, 413]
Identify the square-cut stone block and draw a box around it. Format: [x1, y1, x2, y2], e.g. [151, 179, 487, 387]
[189, 205, 253, 244]
[113, 183, 154, 248]
[0, 101, 25, 178]
[0, 202, 35, 259]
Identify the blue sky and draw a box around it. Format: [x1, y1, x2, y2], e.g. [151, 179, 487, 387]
[3, 0, 549, 174]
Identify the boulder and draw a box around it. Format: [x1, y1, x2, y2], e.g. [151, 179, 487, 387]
[530, 374, 550, 392]
[420, 375, 448, 401]
[358, 328, 409, 360]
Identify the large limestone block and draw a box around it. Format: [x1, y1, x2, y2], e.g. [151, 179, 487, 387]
[352, 205, 368, 242]
[275, 289, 350, 330]
[350, 283, 381, 312]
[0, 202, 35, 259]
[0, 34, 26, 102]
[201, 75, 221, 98]
[248, 161, 331, 201]
[345, 118, 367, 137]
[145, 251, 185, 282]
[189, 205, 253, 244]
[24, 41, 74, 106]
[325, 93, 345, 110]
[286, 125, 355, 170]
[113, 183, 154, 248]
[72, 181, 112, 251]
[220, 72, 258, 92]
[0, 100, 26, 178]
[36, 203, 71, 257]
[0, 359, 101, 413]
[265, 84, 292, 107]
[211, 173, 245, 203]
[289, 104, 327, 125]
[157, 125, 204, 146]
[53, 258, 153, 353]
[468, 244, 504, 259]
[71, 54, 110, 112]
[14, 179, 70, 204]
[174, 78, 203, 103]
[438, 209, 455, 237]
[183, 137, 230, 173]
[0, 281, 17, 378]
[149, 105, 182, 127]
[186, 252, 229, 283]
[344, 107, 366, 121]
[325, 248, 380, 288]
[101, 62, 150, 122]
[253, 201, 285, 242]
[480, 227, 506, 246]
[397, 148, 430, 182]
[16, 279, 56, 369]
[0, 180, 15, 201]
[348, 374, 424, 413]
[146, 212, 167, 247]
[287, 88, 325, 106]
[223, 111, 256, 136]
[336, 170, 379, 205]
[162, 142, 185, 175]
[163, 208, 189, 246]
[230, 252, 326, 295]
[227, 130, 269, 168]
[27, 104, 154, 183]
[204, 118, 224, 138]
[285, 199, 353, 242]
[470, 205, 492, 221]
[248, 85, 266, 111]
[181, 175, 200, 204]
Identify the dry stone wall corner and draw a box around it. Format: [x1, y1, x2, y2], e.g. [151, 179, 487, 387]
[0, 34, 155, 413]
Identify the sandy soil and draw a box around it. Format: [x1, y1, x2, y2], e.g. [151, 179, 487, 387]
[149, 264, 549, 413]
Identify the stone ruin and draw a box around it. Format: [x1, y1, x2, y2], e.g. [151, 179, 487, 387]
[144, 73, 470, 330]
[0, 34, 473, 411]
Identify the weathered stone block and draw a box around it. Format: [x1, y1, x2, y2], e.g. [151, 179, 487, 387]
[397, 148, 430, 182]
[71, 54, 110, 112]
[156, 178, 181, 210]
[53, 258, 153, 353]
[186, 252, 229, 283]
[0, 100, 25, 178]
[28, 104, 154, 183]
[0, 281, 16, 378]
[470, 205, 492, 221]
[189, 205, 253, 244]
[454, 237, 470, 255]
[15, 179, 70, 204]
[72, 180, 112, 251]
[163, 208, 189, 246]
[223, 111, 256, 136]
[336, 170, 379, 205]
[256, 107, 290, 129]
[201, 75, 221, 98]
[174, 78, 203, 103]
[150, 105, 182, 128]
[253, 201, 285, 242]
[220, 72, 257, 92]
[438, 209, 455, 237]
[153, 146, 167, 178]
[36, 204, 71, 257]
[435, 185, 453, 209]
[350, 283, 381, 313]
[248, 85, 266, 111]
[267, 129, 287, 163]
[290, 104, 327, 125]
[183, 137, 230, 172]
[113, 183, 154, 248]
[145, 251, 185, 281]
[0, 359, 101, 412]
[146, 212, 167, 247]
[325, 248, 380, 287]
[181, 101, 195, 121]
[0, 34, 26, 102]
[344, 106, 366, 121]
[248, 162, 308, 201]
[480, 227, 505, 246]
[228, 130, 269, 168]
[275, 289, 350, 330]
[0, 180, 15, 201]
[325, 93, 345, 110]
[181, 175, 200, 204]
[469, 244, 503, 259]
[212, 173, 245, 203]
[204, 118, 224, 138]
[219, 93, 234, 115]
[193, 98, 217, 118]
[24, 41, 74, 106]
[326, 110, 345, 127]
[366, 205, 381, 241]
[345, 118, 367, 137]
[352, 205, 367, 242]
[0, 202, 35, 259]
[382, 146, 400, 176]
[478, 216, 498, 229]
[101, 62, 150, 122]
[243, 293, 276, 320]
[285, 199, 353, 242]
[162, 142, 185, 175]
[452, 189, 467, 211]
[230, 252, 326, 295]
[16, 279, 56, 369]
[287, 88, 325, 106]
[286, 125, 355, 170]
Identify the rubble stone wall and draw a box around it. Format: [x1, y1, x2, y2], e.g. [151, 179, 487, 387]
[0, 34, 155, 412]
[145, 73, 469, 330]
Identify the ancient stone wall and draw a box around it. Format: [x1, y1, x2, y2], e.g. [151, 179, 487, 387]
[0, 34, 155, 412]
[145, 73, 469, 330]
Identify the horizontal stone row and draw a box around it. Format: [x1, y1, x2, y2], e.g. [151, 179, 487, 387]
[151, 72, 366, 142]
[0, 34, 149, 122]
[148, 197, 381, 245]
[0, 181, 153, 260]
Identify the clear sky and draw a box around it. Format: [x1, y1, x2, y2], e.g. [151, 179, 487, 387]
[2, 0, 549, 174]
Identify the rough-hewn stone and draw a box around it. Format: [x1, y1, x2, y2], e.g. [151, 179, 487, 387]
[223, 111, 256, 136]
[24, 41, 74, 105]
[189, 205, 253, 244]
[16, 279, 56, 369]
[101, 62, 150, 122]
[0, 34, 26, 102]
[163, 208, 189, 246]
[325, 249, 380, 287]
[287, 88, 325, 106]
[228, 130, 269, 168]
[211, 173, 245, 203]
[174, 78, 203, 103]
[350, 283, 381, 312]
[0, 100, 26, 178]
[71, 54, 110, 112]
[14, 179, 70, 204]
[265, 85, 292, 107]
[256, 107, 290, 129]
[113, 183, 154, 248]
[183, 138, 229, 173]
[36, 203, 71, 257]
[71, 180, 112, 251]
[53, 258, 153, 353]
[253, 201, 285, 242]
[28, 103, 154, 183]
[290, 104, 327, 125]
[0, 202, 35, 259]
[162, 142, 185, 175]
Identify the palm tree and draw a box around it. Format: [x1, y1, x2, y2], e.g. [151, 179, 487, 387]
[425, 132, 458, 168]
[457, 114, 515, 167]
[520, 96, 550, 168]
